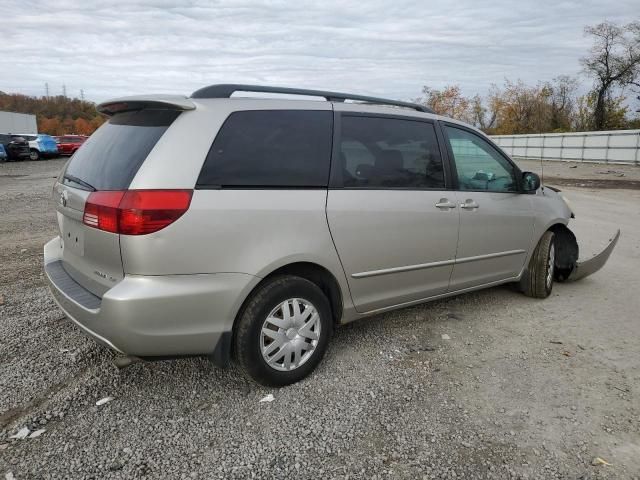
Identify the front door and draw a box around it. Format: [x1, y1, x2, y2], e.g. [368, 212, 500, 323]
[327, 112, 459, 313]
[442, 124, 535, 291]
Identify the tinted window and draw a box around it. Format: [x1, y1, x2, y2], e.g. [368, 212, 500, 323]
[197, 110, 332, 188]
[63, 109, 179, 191]
[444, 126, 517, 192]
[339, 116, 444, 188]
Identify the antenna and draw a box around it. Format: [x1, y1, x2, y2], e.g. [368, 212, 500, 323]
[62, 84, 67, 98]
[540, 136, 544, 191]
[80, 89, 85, 101]
[45, 82, 49, 98]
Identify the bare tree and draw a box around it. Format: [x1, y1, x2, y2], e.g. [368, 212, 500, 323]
[546, 76, 578, 131]
[470, 94, 490, 130]
[581, 21, 640, 130]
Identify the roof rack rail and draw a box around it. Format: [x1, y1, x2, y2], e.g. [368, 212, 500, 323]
[190, 84, 434, 113]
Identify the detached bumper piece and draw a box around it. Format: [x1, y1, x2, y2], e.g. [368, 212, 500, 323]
[566, 230, 620, 282]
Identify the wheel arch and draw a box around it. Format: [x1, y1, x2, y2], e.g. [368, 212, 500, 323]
[225, 261, 344, 363]
[547, 223, 579, 281]
[521, 219, 575, 280]
[242, 262, 343, 326]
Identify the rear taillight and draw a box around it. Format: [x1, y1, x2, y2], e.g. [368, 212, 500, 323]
[82, 191, 124, 233]
[83, 190, 192, 235]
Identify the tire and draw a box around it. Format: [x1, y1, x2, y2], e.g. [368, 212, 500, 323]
[29, 149, 40, 161]
[521, 231, 555, 299]
[234, 275, 333, 387]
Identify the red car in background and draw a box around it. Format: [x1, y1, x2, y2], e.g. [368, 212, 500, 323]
[54, 135, 88, 155]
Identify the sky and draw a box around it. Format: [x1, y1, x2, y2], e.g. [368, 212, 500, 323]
[1, 0, 638, 104]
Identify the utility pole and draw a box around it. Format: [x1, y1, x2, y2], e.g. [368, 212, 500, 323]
[80, 89, 85, 101]
[45, 82, 49, 98]
[62, 84, 67, 98]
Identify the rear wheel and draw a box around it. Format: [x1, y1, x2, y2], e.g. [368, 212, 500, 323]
[522, 231, 555, 299]
[29, 149, 40, 161]
[234, 275, 332, 386]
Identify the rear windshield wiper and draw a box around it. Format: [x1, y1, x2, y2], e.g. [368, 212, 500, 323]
[62, 174, 96, 192]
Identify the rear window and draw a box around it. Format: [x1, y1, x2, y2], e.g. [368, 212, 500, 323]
[63, 109, 179, 191]
[197, 110, 332, 188]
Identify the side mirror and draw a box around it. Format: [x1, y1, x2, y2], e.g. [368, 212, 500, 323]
[522, 171, 540, 192]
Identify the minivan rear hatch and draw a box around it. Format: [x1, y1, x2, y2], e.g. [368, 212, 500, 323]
[54, 108, 182, 297]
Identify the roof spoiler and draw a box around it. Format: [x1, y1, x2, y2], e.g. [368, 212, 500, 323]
[97, 95, 196, 116]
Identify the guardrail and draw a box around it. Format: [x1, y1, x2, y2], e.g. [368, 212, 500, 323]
[491, 130, 640, 165]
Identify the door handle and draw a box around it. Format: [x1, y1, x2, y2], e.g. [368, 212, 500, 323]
[460, 200, 479, 210]
[435, 199, 457, 210]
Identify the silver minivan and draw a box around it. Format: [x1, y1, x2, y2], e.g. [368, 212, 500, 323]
[44, 84, 618, 386]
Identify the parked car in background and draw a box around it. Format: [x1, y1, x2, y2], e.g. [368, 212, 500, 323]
[44, 84, 620, 387]
[55, 135, 87, 155]
[18, 133, 59, 160]
[0, 134, 30, 161]
[0, 143, 7, 162]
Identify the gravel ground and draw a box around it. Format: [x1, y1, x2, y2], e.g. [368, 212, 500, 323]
[1, 158, 639, 479]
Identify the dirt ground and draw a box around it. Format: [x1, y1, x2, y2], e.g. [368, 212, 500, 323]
[517, 159, 640, 190]
[0, 158, 639, 479]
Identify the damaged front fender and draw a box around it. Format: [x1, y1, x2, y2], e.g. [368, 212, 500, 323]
[564, 229, 621, 282]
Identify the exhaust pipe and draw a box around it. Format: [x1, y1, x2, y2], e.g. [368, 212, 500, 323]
[113, 355, 143, 369]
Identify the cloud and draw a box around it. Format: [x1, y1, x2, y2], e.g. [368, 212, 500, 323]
[1, 0, 638, 102]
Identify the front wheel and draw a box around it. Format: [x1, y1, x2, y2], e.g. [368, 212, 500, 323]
[29, 149, 40, 161]
[234, 276, 332, 386]
[521, 231, 555, 298]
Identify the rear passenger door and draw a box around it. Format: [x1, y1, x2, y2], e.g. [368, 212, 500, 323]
[326, 110, 459, 313]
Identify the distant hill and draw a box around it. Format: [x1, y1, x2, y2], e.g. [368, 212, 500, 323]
[0, 93, 105, 136]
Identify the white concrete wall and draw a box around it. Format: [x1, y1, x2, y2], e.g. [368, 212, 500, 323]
[491, 130, 640, 165]
[0, 111, 38, 134]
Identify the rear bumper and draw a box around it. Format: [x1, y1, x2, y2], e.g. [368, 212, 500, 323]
[44, 237, 259, 363]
